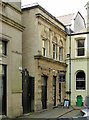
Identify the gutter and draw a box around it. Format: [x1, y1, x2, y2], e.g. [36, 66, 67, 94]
[22, 3, 66, 29]
[68, 31, 89, 36]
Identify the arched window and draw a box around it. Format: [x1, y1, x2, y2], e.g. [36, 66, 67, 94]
[76, 71, 85, 90]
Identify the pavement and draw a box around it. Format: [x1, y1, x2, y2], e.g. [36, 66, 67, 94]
[1, 105, 89, 120]
[18, 105, 83, 119]
[21, 106, 73, 118]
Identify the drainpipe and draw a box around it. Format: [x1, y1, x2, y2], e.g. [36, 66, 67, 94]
[69, 26, 71, 105]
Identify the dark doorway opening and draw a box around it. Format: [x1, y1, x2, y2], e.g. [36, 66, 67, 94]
[59, 83, 61, 103]
[0, 65, 7, 115]
[41, 75, 47, 109]
[22, 69, 34, 114]
[53, 76, 56, 106]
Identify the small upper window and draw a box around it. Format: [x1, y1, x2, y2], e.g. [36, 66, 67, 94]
[76, 39, 85, 56]
[0, 41, 7, 56]
[2, 41, 7, 55]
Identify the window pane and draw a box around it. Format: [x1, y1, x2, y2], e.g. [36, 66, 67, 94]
[77, 39, 85, 56]
[42, 40, 46, 56]
[77, 48, 84, 56]
[76, 71, 85, 78]
[42, 47, 46, 56]
[76, 71, 85, 90]
[53, 44, 55, 51]
[2, 41, 7, 55]
[76, 81, 85, 90]
[77, 40, 84, 47]
[53, 44, 57, 59]
[59, 47, 63, 62]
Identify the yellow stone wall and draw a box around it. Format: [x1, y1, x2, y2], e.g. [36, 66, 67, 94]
[0, 2, 24, 117]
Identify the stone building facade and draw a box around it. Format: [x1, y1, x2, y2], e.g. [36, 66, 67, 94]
[22, 4, 67, 112]
[58, 5, 89, 106]
[66, 31, 88, 106]
[0, 1, 24, 117]
[58, 9, 89, 106]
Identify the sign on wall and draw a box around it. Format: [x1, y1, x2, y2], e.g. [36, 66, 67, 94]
[59, 73, 65, 82]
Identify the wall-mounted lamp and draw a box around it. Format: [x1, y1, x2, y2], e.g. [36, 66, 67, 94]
[19, 67, 22, 72]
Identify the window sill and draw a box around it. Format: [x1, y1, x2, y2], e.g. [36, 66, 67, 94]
[75, 56, 86, 58]
[2, 54, 7, 58]
[76, 89, 86, 91]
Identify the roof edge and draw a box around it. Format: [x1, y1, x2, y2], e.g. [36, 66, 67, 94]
[22, 3, 66, 28]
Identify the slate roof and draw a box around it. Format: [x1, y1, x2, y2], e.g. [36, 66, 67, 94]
[57, 12, 86, 27]
[57, 13, 74, 26]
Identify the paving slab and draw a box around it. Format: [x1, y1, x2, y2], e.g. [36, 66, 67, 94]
[19, 106, 73, 118]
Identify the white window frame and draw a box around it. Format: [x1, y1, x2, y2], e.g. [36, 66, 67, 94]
[76, 39, 85, 57]
[42, 40, 46, 57]
[59, 47, 63, 62]
[0, 40, 7, 56]
[53, 44, 57, 60]
[76, 71, 85, 90]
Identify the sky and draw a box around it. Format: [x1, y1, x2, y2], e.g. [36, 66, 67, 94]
[21, 0, 89, 17]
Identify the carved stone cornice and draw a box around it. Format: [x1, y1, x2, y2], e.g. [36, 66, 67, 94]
[0, 13, 25, 31]
[36, 13, 66, 36]
[34, 55, 67, 67]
